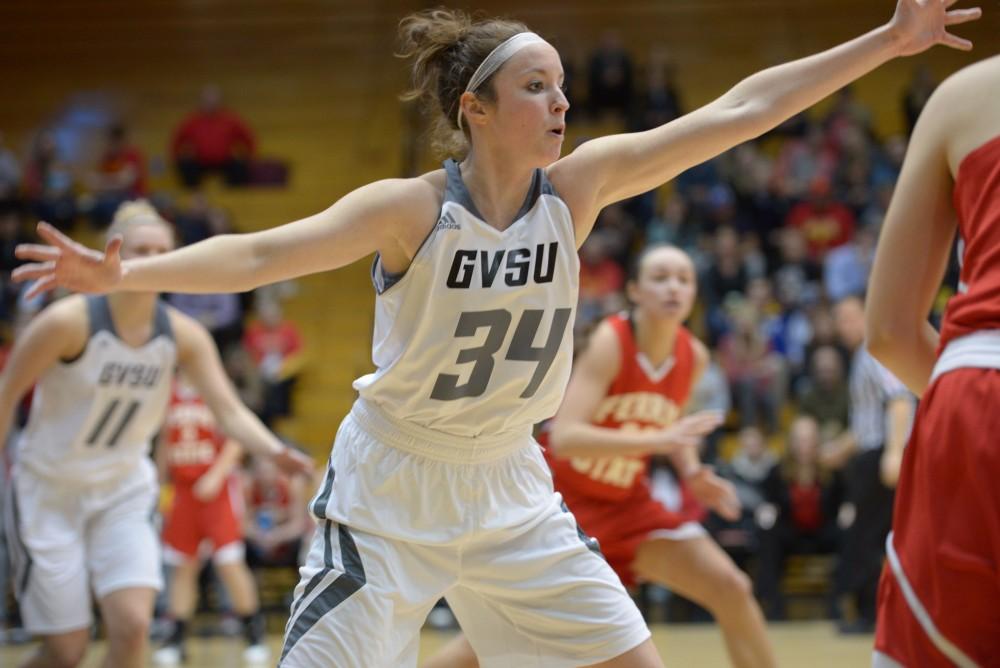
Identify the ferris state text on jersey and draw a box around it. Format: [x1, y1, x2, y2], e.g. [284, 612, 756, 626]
[569, 392, 682, 489]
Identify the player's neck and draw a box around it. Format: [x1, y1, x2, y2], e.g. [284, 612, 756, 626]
[631, 310, 679, 366]
[458, 148, 536, 230]
[106, 292, 159, 347]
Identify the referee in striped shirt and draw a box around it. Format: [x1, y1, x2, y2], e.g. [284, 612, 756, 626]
[822, 296, 915, 633]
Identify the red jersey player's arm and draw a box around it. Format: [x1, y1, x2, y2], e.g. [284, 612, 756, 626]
[192, 439, 243, 502]
[866, 67, 968, 396]
[548, 321, 721, 458]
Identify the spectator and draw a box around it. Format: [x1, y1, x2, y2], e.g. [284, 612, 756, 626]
[171, 85, 256, 188]
[587, 31, 634, 120]
[701, 226, 749, 343]
[797, 344, 851, 438]
[771, 122, 838, 201]
[242, 298, 304, 426]
[87, 123, 147, 227]
[718, 297, 786, 433]
[243, 454, 312, 572]
[901, 64, 937, 136]
[754, 415, 844, 620]
[577, 230, 626, 331]
[824, 221, 878, 302]
[0, 211, 30, 322]
[22, 131, 77, 230]
[711, 425, 778, 560]
[822, 296, 914, 633]
[0, 132, 21, 211]
[785, 176, 856, 262]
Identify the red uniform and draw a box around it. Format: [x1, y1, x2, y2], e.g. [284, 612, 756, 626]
[545, 313, 705, 587]
[160, 382, 244, 561]
[875, 134, 1000, 667]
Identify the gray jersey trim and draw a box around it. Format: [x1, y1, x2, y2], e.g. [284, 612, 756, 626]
[86, 296, 174, 343]
[443, 158, 559, 222]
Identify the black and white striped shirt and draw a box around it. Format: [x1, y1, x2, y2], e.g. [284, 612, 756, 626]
[849, 347, 914, 451]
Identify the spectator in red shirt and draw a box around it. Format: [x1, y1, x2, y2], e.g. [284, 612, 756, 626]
[785, 177, 856, 261]
[754, 415, 844, 620]
[171, 85, 256, 188]
[88, 123, 147, 227]
[242, 298, 304, 426]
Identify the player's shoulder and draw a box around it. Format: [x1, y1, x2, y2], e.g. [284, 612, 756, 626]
[688, 334, 710, 370]
[32, 293, 88, 334]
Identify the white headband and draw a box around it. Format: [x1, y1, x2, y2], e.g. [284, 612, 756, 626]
[457, 31, 548, 130]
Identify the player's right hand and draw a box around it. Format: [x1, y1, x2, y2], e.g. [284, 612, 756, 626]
[657, 411, 724, 452]
[13, 222, 124, 299]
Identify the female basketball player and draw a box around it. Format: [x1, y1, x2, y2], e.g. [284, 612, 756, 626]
[866, 55, 1000, 668]
[0, 201, 311, 668]
[12, 4, 980, 666]
[153, 376, 270, 666]
[424, 245, 776, 668]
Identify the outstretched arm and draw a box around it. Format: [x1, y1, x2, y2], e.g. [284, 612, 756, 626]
[172, 310, 313, 476]
[14, 177, 438, 298]
[553, 0, 980, 237]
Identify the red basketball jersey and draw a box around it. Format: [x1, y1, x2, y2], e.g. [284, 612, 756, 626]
[545, 313, 696, 502]
[940, 134, 1000, 349]
[163, 380, 226, 486]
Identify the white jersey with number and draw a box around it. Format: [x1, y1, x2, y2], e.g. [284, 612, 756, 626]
[353, 159, 579, 439]
[16, 296, 177, 485]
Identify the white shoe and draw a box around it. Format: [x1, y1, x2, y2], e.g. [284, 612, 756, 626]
[152, 643, 184, 666]
[243, 643, 271, 665]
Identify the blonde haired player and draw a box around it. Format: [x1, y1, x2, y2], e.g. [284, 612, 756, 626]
[14, 3, 980, 666]
[867, 54, 1000, 668]
[0, 201, 311, 668]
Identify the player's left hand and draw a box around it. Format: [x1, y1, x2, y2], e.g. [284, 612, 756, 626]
[193, 474, 224, 502]
[888, 0, 981, 56]
[273, 445, 314, 477]
[686, 466, 741, 521]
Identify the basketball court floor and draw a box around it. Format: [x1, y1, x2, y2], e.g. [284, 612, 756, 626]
[0, 622, 874, 666]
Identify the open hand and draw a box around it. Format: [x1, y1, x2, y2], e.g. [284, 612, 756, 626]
[658, 411, 724, 452]
[12, 222, 124, 299]
[889, 0, 981, 56]
[687, 465, 742, 521]
[273, 445, 315, 478]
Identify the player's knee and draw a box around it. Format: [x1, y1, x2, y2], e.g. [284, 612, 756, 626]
[721, 567, 754, 605]
[107, 609, 151, 650]
[42, 637, 88, 668]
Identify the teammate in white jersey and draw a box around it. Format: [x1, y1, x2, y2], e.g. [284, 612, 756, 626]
[12, 4, 980, 666]
[0, 201, 312, 668]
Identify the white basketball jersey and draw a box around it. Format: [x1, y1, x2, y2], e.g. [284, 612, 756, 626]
[17, 296, 177, 484]
[353, 160, 579, 438]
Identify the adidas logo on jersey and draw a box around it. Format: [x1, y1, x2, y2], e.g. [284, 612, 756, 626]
[436, 212, 461, 230]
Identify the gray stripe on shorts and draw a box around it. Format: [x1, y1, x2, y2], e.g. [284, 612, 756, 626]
[9, 480, 33, 596]
[310, 460, 335, 518]
[279, 521, 366, 665]
[561, 500, 604, 557]
[289, 520, 334, 619]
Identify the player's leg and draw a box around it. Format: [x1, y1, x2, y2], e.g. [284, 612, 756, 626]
[278, 518, 452, 668]
[633, 536, 776, 668]
[87, 466, 162, 668]
[451, 498, 658, 668]
[5, 472, 94, 668]
[207, 477, 269, 661]
[420, 633, 479, 668]
[18, 629, 90, 668]
[97, 587, 157, 668]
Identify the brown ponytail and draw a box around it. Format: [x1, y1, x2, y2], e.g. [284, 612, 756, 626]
[397, 8, 529, 158]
